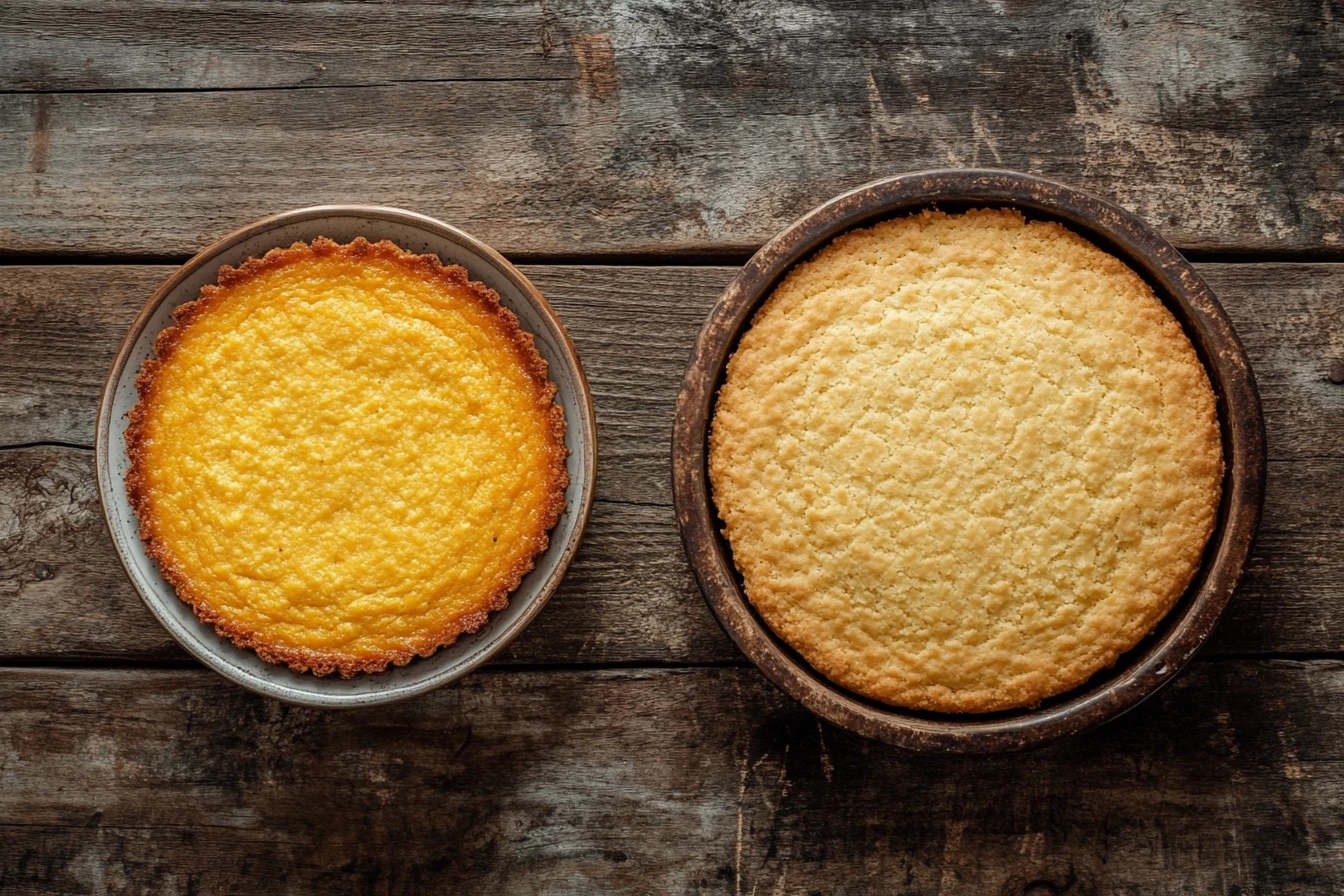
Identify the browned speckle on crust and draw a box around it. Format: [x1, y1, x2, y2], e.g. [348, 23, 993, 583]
[126, 236, 569, 678]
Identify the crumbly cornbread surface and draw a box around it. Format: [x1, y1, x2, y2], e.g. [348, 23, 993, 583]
[128, 237, 567, 677]
[709, 209, 1222, 712]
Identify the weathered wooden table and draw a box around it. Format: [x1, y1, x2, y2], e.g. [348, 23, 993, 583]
[2, 3, 1342, 893]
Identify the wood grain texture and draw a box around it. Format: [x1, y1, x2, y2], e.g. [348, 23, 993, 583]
[1, 661, 1342, 894]
[1, 1, 1340, 256]
[0, 0, 567, 90]
[0, 263, 1341, 662]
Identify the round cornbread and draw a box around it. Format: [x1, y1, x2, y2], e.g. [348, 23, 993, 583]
[127, 237, 567, 677]
[709, 208, 1223, 713]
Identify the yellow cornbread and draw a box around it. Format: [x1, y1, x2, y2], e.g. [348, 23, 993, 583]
[709, 208, 1222, 713]
[128, 237, 567, 677]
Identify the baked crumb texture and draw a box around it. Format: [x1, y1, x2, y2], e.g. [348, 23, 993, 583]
[127, 237, 568, 677]
[709, 209, 1222, 713]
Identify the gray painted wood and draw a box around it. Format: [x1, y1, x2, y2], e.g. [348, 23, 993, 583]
[1, 1, 1340, 256]
[1, 661, 1341, 894]
[0, 0, 566, 90]
[0, 446, 733, 665]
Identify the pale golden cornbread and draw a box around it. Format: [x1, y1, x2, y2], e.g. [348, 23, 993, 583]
[709, 208, 1222, 713]
[127, 237, 567, 677]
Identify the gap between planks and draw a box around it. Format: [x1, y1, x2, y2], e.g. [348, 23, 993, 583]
[0, 78, 577, 96]
[3, 251, 1344, 268]
[0, 654, 1337, 675]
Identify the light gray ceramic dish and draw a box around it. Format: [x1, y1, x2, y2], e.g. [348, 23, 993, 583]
[96, 206, 597, 707]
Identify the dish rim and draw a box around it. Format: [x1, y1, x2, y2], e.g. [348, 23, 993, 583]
[95, 204, 598, 707]
[671, 168, 1266, 753]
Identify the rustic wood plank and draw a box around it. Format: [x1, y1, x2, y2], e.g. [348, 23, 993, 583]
[1, 2, 1340, 256]
[0, 1, 567, 90]
[1, 263, 1342, 662]
[1, 661, 1341, 894]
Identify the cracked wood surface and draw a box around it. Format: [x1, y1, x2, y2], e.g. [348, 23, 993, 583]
[1, 661, 1342, 894]
[1, 1, 1341, 257]
[1, 263, 1342, 665]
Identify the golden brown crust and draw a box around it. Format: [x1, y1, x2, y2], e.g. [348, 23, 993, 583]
[709, 208, 1223, 713]
[126, 236, 568, 678]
